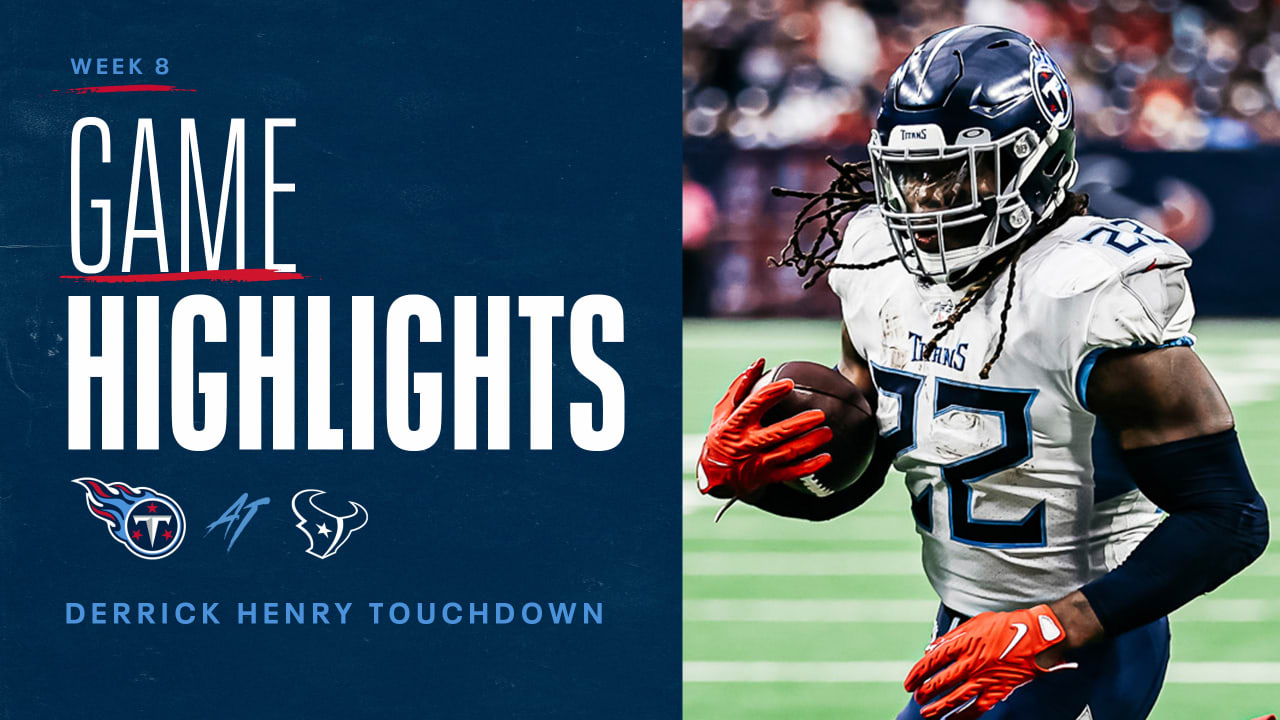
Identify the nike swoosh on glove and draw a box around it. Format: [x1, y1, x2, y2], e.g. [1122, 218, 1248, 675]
[904, 604, 1078, 719]
[696, 359, 832, 500]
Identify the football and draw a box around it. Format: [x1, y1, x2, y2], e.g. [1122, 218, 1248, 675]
[756, 361, 878, 497]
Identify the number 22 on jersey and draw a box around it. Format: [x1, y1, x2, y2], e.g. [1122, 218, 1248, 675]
[871, 363, 1045, 548]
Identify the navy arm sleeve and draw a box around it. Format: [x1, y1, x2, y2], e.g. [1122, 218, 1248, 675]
[1080, 428, 1269, 636]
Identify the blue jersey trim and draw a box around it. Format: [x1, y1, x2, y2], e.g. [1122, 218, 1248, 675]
[1075, 335, 1194, 412]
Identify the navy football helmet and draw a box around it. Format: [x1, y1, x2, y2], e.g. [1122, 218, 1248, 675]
[868, 25, 1078, 283]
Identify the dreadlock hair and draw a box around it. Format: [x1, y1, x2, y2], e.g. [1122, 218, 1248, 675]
[771, 158, 1090, 379]
[769, 157, 897, 289]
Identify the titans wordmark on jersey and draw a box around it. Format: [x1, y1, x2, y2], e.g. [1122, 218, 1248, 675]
[829, 208, 1194, 616]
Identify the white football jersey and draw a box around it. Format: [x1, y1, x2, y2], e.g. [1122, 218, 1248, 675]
[828, 207, 1195, 616]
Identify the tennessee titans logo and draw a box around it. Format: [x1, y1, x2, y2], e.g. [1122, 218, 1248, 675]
[291, 489, 368, 559]
[73, 478, 186, 559]
[1029, 45, 1071, 129]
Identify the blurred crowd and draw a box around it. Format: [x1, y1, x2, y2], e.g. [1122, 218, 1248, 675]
[684, 0, 1280, 151]
[683, 0, 1280, 318]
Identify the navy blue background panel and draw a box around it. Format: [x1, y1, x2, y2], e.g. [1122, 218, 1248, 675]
[0, 2, 679, 717]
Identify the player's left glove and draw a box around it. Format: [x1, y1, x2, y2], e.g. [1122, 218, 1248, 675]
[904, 604, 1078, 719]
[696, 359, 832, 500]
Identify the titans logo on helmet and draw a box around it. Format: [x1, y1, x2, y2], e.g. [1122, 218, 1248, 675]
[73, 478, 186, 559]
[1029, 44, 1071, 129]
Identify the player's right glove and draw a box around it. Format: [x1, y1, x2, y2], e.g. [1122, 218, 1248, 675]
[696, 359, 833, 500]
[904, 604, 1078, 719]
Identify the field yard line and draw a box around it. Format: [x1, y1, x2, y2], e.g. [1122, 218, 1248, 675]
[684, 661, 908, 683]
[684, 513, 914, 540]
[683, 434, 703, 470]
[685, 551, 921, 575]
[684, 494, 908, 519]
[684, 598, 936, 621]
[682, 337, 839, 350]
[1164, 662, 1280, 684]
[684, 598, 1278, 623]
[684, 551, 1280, 577]
[681, 336, 840, 348]
[683, 661, 1280, 684]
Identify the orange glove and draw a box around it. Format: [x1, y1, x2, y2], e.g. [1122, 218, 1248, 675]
[904, 604, 1078, 719]
[696, 359, 833, 499]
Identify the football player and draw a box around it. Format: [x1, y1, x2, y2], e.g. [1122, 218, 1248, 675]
[696, 25, 1269, 719]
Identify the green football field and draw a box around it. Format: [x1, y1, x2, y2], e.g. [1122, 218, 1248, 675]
[683, 318, 1280, 720]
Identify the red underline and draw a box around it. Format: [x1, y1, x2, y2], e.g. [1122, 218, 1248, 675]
[59, 269, 308, 283]
[52, 84, 196, 94]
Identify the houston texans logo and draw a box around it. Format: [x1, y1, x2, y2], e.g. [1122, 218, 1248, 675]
[291, 489, 368, 559]
[73, 478, 186, 559]
[1029, 44, 1071, 129]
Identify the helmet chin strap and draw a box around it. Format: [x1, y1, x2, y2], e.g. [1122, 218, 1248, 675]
[942, 236, 1020, 289]
[944, 186, 1076, 289]
[923, 205, 1022, 286]
[1039, 159, 1079, 220]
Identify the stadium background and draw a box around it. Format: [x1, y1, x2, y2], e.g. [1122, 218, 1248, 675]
[682, 0, 1280, 717]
